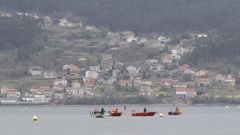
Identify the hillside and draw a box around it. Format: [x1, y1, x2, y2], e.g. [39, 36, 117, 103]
[1, 1, 240, 104]
[1, 0, 240, 34]
[181, 31, 240, 72]
[0, 15, 43, 79]
[1, 0, 240, 69]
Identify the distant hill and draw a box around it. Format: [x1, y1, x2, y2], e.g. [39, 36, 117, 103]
[1, 0, 240, 34]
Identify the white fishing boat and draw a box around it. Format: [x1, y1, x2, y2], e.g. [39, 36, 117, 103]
[89, 108, 105, 118]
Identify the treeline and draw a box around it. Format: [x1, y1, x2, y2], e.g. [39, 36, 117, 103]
[1, 0, 240, 34]
[181, 32, 240, 69]
[0, 15, 43, 58]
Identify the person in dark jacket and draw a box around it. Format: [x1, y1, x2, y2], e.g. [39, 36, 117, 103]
[143, 107, 147, 113]
[101, 108, 105, 114]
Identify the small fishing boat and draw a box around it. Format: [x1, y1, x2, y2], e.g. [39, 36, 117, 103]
[108, 111, 122, 116]
[106, 108, 122, 117]
[168, 106, 181, 116]
[90, 108, 105, 118]
[131, 111, 156, 116]
[90, 111, 104, 118]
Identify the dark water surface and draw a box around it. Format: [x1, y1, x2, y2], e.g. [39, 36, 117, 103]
[0, 105, 239, 135]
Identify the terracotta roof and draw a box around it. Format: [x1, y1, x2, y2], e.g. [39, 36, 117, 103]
[197, 78, 210, 83]
[1, 87, 18, 93]
[180, 64, 190, 70]
[119, 80, 131, 84]
[39, 86, 50, 91]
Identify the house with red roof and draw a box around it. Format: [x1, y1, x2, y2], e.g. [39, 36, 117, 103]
[0, 87, 20, 98]
[195, 78, 211, 86]
[161, 55, 174, 64]
[63, 64, 80, 76]
[119, 80, 132, 87]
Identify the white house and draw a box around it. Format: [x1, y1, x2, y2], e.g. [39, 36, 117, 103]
[66, 87, 84, 97]
[127, 37, 138, 43]
[195, 69, 208, 77]
[170, 46, 184, 55]
[85, 70, 99, 80]
[145, 59, 159, 65]
[90, 65, 101, 72]
[33, 95, 51, 103]
[29, 66, 43, 76]
[21, 97, 35, 103]
[224, 75, 236, 86]
[43, 70, 57, 79]
[71, 80, 81, 88]
[85, 25, 98, 32]
[127, 66, 141, 77]
[53, 78, 68, 88]
[58, 18, 75, 28]
[112, 70, 120, 78]
[172, 82, 188, 88]
[150, 63, 165, 72]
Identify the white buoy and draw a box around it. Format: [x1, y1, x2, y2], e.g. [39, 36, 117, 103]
[225, 106, 229, 109]
[159, 113, 164, 117]
[32, 115, 38, 121]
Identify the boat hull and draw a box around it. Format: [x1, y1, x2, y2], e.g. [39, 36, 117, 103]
[168, 112, 181, 115]
[131, 112, 156, 116]
[110, 112, 122, 117]
[90, 112, 104, 118]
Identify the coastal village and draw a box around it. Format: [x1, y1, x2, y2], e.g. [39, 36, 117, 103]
[0, 11, 239, 105]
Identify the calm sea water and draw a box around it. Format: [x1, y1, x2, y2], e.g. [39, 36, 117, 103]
[0, 105, 239, 135]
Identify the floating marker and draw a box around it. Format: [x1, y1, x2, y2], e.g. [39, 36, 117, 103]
[33, 115, 38, 121]
[159, 113, 164, 117]
[225, 106, 229, 109]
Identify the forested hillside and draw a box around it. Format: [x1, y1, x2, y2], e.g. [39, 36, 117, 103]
[181, 32, 240, 68]
[0, 16, 43, 79]
[0, 16, 42, 51]
[1, 0, 240, 33]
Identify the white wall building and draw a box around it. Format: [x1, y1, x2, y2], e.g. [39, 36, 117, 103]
[85, 70, 99, 80]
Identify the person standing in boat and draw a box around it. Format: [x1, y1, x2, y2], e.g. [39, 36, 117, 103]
[101, 108, 105, 114]
[94, 108, 98, 114]
[143, 107, 147, 113]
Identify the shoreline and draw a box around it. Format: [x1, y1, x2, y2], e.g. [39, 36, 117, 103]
[0, 103, 239, 106]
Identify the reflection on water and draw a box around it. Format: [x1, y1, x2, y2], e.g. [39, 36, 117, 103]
[0, 105, 239, 135]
